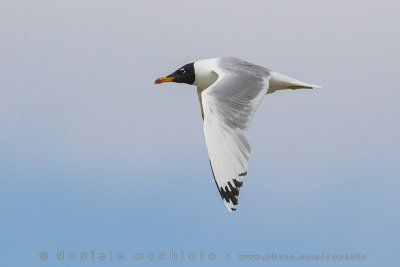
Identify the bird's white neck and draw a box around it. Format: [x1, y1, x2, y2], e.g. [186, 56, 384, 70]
[193, 59, 219, 91]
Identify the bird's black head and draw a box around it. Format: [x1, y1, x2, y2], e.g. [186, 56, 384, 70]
[154, 63, 195, 85]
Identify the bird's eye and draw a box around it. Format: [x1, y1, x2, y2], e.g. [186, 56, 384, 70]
[179, 68, 186, 74]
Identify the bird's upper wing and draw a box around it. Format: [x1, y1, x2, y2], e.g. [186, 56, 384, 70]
[201, 58, 271, 211]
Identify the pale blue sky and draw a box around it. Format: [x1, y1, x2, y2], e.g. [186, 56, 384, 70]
[1, 0, 399, 266]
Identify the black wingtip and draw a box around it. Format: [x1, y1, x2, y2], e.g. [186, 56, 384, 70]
[209, 159, 247, 211]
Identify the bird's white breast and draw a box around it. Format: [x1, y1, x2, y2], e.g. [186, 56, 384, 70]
[193, 58, 220, 91]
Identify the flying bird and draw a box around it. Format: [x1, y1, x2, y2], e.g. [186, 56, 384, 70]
[155, 57, 321, 212]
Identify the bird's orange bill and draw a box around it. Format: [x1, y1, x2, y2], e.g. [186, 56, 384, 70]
[154, 76, 175, 84]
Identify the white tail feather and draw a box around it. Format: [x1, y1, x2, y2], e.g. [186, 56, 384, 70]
[267, 71, 321, 94]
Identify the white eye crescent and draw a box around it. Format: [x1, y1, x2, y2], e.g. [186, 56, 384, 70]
[179, 68, 186, 74]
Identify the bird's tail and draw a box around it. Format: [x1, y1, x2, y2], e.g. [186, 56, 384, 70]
[267, 71, 321, 94]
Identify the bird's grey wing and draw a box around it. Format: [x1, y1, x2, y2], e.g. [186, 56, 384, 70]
[202, 59, 270, 211]
[197, 87, 204, 120]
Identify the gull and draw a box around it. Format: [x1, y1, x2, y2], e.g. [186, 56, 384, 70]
[155, 57, 321, 212]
